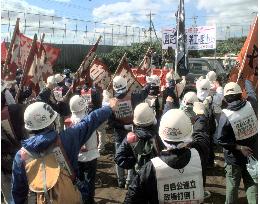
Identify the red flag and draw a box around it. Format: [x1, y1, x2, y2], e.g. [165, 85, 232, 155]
[73, 36, 102, 88]
[3, 32, 38, 81]
[108, 53, 143, 96]
[2, 18, 20, 80]
[41, 43, 60, 82]
[1, 41, 7, 63]
[23, 34, 46, 95]
[20, 34, 38, 88]
[87, 56, 111, 90]
[229, 16, 258, 97]
[2, 24, 60, 83]
[135, 47, 152, 76]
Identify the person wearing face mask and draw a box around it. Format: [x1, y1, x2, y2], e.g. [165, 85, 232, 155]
[108, 75, 151, 189]
[217, 80, 257, 204]
[115, 103, 164, 184]
[180, 91, 199, 122]
[196, 78, 216, 169]
[64, 95, 100, 204]
[161, 71, 180, 111]
[145, 75, 162, 124]
[81, 83, 108, 155]
[206, 71, 225, 123]
[124, 108, 210, 204]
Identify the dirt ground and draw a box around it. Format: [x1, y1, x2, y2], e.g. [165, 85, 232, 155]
[94, 134, 248, 204]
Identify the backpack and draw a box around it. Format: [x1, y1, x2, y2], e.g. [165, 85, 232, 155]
[127, 132, 159, 173]
[20, 137, 82, 204]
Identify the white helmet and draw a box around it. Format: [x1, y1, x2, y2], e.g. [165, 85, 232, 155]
[146, 75, 160, 87]
[69, 95, 88, 113]
[54, 74, 65, 84]
[24, 102, 58, 130]
[159, 109, 193, 142]
[224, 82, 242, 96]
[196, 79, 211, 91]
[47, 75, 56, 85]
[206, 71, 217, 82]
[113, 76, 127, 93]
[133, 103, 155, 126]
[182, 92, 199, 106]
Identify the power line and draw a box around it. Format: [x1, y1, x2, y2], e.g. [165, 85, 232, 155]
[1, 9, 146, 30]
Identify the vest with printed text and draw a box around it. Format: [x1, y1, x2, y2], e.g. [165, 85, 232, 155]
[151, 149, 204, 204]
[222, 101, 258, 141]
[114, 94, 133, 125]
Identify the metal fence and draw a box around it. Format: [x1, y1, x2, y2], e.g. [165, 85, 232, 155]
[1, 9, 253, 46]
[1, 9, 151, 46]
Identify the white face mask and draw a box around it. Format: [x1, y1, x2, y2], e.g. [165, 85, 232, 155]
[114, 87, 127, 95]
[162, 137, 193, 150]
[197, 89, 209, 101]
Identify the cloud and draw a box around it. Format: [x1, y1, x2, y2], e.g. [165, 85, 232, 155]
[196, 0, 257, 39]
[93, 0, 162, 26]
[1, 0, 76, 43]
[1, 0, 55, 15]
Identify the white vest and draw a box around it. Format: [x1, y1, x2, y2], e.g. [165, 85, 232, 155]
[70, 116, 100, 162]
[151, 149, 204, 204]
[78, 131, 100, 162]
[222, 101, 258, 141]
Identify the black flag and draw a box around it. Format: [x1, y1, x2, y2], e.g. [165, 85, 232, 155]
[175, 0, 189, 77]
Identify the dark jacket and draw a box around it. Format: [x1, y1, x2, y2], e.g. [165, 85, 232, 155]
[36, 87, 70, 116]
[86, 87, 102, 112]
[108, 84, 151, 143]
[162, 85, 180, 111]
[217, 80, 258, 166]
[124, 114, 210, 204]
[114, 126, 163, 170]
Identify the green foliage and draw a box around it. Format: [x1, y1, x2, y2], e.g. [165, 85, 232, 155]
[99, 41, 154, 73]
[99, 37, 246, 73]
[216, 37, 246, 56]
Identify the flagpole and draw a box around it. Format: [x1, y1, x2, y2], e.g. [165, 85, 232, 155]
[3, 18, 20, 78]
[107, 52, 127, 89]
[174, 3, 179, 79]
[236, 16, 257, 83]
[73, 35, 102, 88]
[15, 34, 38, 103]
[36, 33, 45, 93]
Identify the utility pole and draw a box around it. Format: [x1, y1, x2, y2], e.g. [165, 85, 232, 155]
[192, 15, 198, 28]
[146, 11, 155, 44]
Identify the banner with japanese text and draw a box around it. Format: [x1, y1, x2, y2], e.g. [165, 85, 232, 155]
[162, 26, 216, 50]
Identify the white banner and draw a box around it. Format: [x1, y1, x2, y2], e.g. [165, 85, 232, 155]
[162, 26, 216, 50]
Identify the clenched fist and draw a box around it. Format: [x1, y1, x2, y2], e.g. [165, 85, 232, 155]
[109, 98, 118, 111]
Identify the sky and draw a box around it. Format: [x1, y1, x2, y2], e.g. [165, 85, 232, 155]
[1, 0, 258, 45]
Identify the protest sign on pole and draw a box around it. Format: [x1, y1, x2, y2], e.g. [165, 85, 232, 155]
[135, 46, 152, 76]
[107, 53, 142, 96]
[87, 56, 111, 90]
[162, 26, 216, 50]
[73, 36, 102, 89]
